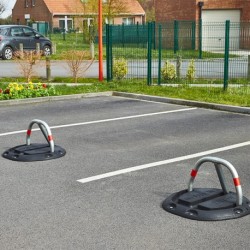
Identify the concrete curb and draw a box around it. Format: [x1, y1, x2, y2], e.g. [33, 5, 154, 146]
[0, 92, 113, 106]
[112, 92, 250, 115]
[1, 91, 250, 115]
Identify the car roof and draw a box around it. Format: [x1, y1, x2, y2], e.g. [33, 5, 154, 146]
[0, 25, 33, 28]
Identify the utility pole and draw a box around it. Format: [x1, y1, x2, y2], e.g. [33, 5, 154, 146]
[98, 0, 104, 81]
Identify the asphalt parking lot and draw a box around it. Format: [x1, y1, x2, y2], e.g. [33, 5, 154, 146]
[0, 94, 250, 249]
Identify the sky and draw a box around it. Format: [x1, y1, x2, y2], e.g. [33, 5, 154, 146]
[1, 0, 16, 18]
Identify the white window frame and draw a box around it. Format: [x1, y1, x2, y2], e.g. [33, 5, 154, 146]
[59, 18, 74, 31]
[122, 17, 134, 25]
[83, 18, 94, 29]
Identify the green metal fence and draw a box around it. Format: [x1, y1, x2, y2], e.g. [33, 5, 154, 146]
[106, 21, 250, 89]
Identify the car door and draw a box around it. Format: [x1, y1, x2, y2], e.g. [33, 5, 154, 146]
[23, 27, 39, 50]
[10, 27, 30, 50]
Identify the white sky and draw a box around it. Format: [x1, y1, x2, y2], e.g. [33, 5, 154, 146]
[1, 0, 16, 18]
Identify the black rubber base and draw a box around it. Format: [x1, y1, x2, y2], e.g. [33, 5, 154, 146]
[162, 188, 250, 221]
[2, 143, 66, 162]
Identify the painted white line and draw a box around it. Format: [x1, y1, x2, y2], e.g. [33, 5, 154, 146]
[0, 107, 197, 137]
[77, 141, 250, 184]
[0, 128, 40, 137]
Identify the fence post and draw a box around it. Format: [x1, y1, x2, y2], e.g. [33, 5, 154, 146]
[224, 20, 230, 91]
[110, 25, 113, 80]
[45, 22, 49, 36]
[63, 28, 66, 41]
[19, 43, 24, 59]
[147, 22, 152, 86]
[36, 43, 40, 59]
[152, 21, 156, 50]
[137, 22, 139, 46]
[52, 43, 56, 54]
[46, 56, 51, 81]
[199, 19, 202, 59]
[106, 24, 113, 81]
[174, 20, 179, 54]
[122, 23, 125, 48]
[192, 21, 196, 50]
[49, 23, 52, 40]
[176, 55, 181, 80]
[158, 24, 162, 85]
[106, 24, 110, 81]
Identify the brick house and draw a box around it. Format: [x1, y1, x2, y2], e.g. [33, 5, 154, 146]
[155, 0, 250, 23]
[12, 0, 146, 31]
[155, 0, 250, 50]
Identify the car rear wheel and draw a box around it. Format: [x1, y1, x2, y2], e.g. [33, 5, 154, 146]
[2, 46, 13, 60]
[43, 45, 52, 56]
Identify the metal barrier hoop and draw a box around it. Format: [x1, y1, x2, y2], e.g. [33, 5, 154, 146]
[26, 119, 54, 153]
[188, 156, 243, 206]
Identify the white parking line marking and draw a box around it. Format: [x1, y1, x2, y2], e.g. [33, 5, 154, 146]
[77, 141, 250, 184]
[0, 107, 197, 137]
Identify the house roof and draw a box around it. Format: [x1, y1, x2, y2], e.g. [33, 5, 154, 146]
[43, 0, 82, 14]
[44, 0, 145, 15]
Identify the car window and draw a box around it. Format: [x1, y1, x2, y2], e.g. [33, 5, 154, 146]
[0, 28, 9, 35]
[10, 27, 24, 37]
[23, 27, 36, 37]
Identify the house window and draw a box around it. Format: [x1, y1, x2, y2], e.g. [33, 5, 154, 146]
[105, 17, 114, 25]
[83, 18, 94, 31]
[25, 0, 29, 8]
[59, 19, 73, 31]
[122, 18, 134, 25]
[32, 0, 36, 7]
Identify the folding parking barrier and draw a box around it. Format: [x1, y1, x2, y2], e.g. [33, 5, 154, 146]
[162, 156, 250, 221]
[2, 119, 66, 162]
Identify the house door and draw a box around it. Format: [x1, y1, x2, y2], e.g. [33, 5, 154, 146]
[202, 10, 240, 50]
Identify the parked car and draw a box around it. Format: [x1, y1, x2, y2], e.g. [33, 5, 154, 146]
[0, 25, 52, 60]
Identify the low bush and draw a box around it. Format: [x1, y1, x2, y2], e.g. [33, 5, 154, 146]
[186, 59, 196, 82]
[0, 82, 57, 100]
[161, 61, 176, 81]
[113, 58, 128, 80]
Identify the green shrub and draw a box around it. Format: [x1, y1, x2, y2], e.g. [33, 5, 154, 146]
[186, 59, 196, 82]
[113, 58, 128, 80]
[161, 61, 176, 81]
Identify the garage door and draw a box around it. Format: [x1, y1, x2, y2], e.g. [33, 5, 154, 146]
[202, 10, 240, 50]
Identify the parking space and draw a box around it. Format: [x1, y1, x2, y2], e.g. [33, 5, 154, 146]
[0, 95, 250, 249]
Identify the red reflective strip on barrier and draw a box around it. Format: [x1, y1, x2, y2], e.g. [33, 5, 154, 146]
[190, 169, 198, 178]
[48, 135, 53, 141]
[233, 177, 241, 186]
[27, 130, 32, 136]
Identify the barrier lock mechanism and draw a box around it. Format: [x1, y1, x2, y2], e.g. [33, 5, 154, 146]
[2, 119, 66, 162]
[162, 157, 250, 221]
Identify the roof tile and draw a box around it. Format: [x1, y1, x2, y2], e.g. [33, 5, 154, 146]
[43, 0, 145, 15]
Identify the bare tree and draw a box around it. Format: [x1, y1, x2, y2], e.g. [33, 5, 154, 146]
[103, 0, 128, 24]
[80, 0, 128, 25]
[0, 0, 6, 16]
[62, 50, 94, 83]
[138, 0, 155, 21]
[14, 51, 42, 82]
